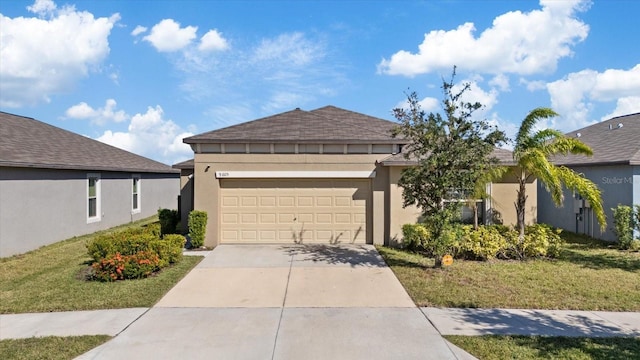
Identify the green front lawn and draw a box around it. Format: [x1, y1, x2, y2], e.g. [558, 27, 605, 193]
[446, 335, 640, 360]
[0, 217, 203, 314]
[377, 232, 640, 310]
[0, 335, 111, 360]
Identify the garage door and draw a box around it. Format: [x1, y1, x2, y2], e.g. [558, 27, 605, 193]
[220, 179, 368, 244]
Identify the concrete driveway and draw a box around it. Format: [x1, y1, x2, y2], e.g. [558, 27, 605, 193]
[77, 245, 468, 359]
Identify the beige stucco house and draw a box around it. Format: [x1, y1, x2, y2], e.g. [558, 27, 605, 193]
[178, 106, 536, 248]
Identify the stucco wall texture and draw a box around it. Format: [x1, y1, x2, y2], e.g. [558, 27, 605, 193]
[537, 165, 638, 242]
[0, 167, 179, 257]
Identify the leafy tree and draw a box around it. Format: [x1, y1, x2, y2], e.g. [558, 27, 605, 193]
[392, 68, 506, 254]
[512, 108, 606, 240]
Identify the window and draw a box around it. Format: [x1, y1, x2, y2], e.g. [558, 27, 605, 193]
[87, 174, 101, 223]
[132, 175, 141, 213]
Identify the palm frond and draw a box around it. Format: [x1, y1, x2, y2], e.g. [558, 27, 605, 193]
[514, 108, 559, 155]
[556, 166, 607, 231]
[543, 136, 594, 157]
[521, 148, 563, 205]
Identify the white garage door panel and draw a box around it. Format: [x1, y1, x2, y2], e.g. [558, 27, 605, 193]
[220, 179, 368, 244]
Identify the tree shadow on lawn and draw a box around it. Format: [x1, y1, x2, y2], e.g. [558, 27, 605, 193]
[430, 308, 640, 338]
[560, 248, 640, 272]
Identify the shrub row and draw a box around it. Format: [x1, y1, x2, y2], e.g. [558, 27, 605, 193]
[87, 226, 186, 282]
[401, 223, 563, 260]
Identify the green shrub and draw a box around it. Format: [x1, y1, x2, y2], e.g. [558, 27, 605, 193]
[143, 223, 162, 238]
[613, 205, 634, 250]
[188, 210, 208, 248]
[158, 209, 180, 237]
[505, 224, 563, 259]
[459, 225, 507, 260]
[91, 251, 161, 282]
[401, 223, 431, 250]
[420, 223, 463, 259]
[150, 234, 185, 265]
[87, 233, 156, 262]
[86, 227, 185, 281]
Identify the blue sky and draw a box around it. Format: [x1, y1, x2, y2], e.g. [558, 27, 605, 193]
[1, 0, 639, 165]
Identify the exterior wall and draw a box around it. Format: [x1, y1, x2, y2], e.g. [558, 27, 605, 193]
[385, 166, 536, 244]
[387, 166, 422, 245]
[191, 153, 389, 248]
[537, 164, 635, 241]
[0, 167, 179, 257]
[490, 182, 537, 227]
[178, 169, 194, 233]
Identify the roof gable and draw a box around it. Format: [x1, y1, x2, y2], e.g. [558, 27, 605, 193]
[0, 112, 177, 173]
[184, 106, 405, 144]
[556, 113, 640, 166]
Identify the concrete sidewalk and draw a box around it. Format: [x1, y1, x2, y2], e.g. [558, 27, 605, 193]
[1, 245, 638, 360]
[3, 307, 638, 340]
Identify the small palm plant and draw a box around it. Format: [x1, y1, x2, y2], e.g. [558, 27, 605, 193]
[512, 108, 606, 240]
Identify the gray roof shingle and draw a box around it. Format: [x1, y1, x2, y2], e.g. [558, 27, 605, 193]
[554, 113, 640, 166]
[0, 112, 178, 173]
[555, 112, 640, 166]
[380, 147, 515, 166]
[184, 106, 406, 144]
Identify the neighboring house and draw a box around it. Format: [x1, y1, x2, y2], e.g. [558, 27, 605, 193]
[538, 112, 640, 241]
[0, 112, 180, 257]
[178, 106, 534, 247]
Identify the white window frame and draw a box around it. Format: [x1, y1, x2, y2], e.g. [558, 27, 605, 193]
[87, 173, 101, 223]
[132, 174, 141, 214]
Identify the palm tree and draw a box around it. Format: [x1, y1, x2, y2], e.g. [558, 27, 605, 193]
[513, 108, 606, 240]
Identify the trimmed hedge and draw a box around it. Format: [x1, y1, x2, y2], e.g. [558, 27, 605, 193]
[188, 210, 208, 248]
[158, 209, 180, 237]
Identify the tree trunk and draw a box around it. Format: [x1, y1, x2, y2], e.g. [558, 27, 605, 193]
[515, 172, 527, 242]
[473, 203, 479, 230]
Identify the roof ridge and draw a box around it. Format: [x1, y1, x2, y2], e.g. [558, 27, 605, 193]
[310, 105, 401, 139]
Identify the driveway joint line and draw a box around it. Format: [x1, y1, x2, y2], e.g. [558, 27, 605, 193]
[115, 307, 151, 337]
[271, 252, 294, 360]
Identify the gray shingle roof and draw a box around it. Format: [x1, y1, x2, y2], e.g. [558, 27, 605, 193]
[172, 158, 194, 169]
[556, 112, 640, 166]
[381, 147, 515, 166]
[0, 112, 178, 173]
[184, 106, 406, 144]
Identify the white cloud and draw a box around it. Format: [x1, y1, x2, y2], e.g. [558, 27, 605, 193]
[489, 74, 510, 92]
[453, 80, 499, 119]
[96, 105, 193, 164]
[520, 78, 547, 91]
[547, 64, 640, 131]
[143, 19, 197, 52]
[601, 96, 640, 121]
[0, 0, 120, 107]
[253, 32, 320, 67]
[378, 0, 590, 76]
[394, 96, 439, 113]
[131, 25, 147, 36]
[65, 98, 128, 125]
[27, 0, 56, 16]
[199, 29, 228, 52]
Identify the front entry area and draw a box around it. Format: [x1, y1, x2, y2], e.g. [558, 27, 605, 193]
[219, 179, 369, 244]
